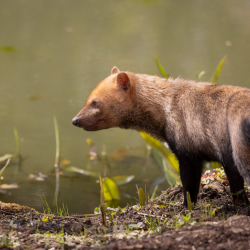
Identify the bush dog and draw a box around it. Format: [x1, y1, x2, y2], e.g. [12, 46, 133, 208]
[72, 67, 250, 206]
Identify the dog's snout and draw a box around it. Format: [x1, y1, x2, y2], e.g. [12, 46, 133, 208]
[72, 117, 80, 127]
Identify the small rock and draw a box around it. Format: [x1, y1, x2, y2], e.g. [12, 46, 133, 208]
[176, 236, 184, 241]
[231, 228, 244, 234]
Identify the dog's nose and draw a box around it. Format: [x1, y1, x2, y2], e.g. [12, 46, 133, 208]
[72, 117, 79, 127]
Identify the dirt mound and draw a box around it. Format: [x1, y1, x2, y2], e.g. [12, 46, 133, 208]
[0, 180, 250, 249]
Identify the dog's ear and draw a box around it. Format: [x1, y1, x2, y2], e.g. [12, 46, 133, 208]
[116, 72, 130, 92]
[111, 66, 120, 75]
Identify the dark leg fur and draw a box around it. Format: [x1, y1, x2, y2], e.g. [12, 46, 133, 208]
[223, 164, 249, 205]
[178, 158, 203, 207]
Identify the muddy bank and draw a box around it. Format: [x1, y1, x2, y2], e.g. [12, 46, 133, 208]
[0, 179, 250, 249]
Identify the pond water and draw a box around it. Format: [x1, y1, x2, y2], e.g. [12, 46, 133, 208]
[0, 0, 250, 214]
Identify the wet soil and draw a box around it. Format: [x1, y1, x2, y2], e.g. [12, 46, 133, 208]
[1, 180, 250, 249]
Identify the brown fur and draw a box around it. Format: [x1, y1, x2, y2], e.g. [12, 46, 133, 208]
[72, 67, 250, 206]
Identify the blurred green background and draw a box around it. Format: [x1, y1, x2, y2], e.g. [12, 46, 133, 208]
[0, 0, 250, 214]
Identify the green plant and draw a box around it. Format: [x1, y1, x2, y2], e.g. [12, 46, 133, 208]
[182, 213, 191, 223]
[186, 191, 194, 212]
[196, 71, 205, 81]
[99, 173, 107, 227]
[0, 158, 11, 182]
[151, 185, 158, 200]
[169, 212, 181, 228]
[0, 236, 11, 247]
[103, 177, 119, 201]
[211, 55, 227, 83]
[124, 223, 130, 234]
[40, 194, 69, 217]
[63, 138, 133, 201]
[140, 132, 179, 185]
[200, 201, 218, 217]
[0, 128, 23, 164]
[142, 214, 161, 233]
[180, 212, 196, 226]
[13, 128, 21, 161]
[53, 116, 61, 168]
[163, 218, 168, 226]
[154, 54, 168, 78]
[53, 117, 61, 205]
[139, 188, 145, 206]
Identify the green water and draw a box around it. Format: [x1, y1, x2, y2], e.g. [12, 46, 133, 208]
[0, 0, 250, 214]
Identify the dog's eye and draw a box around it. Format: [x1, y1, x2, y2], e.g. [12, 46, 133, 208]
[93, 100, 99, 107]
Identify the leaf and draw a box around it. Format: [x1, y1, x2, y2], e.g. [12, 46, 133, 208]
[140, 132, 169, 157]
[211, 55, 227, 83]
[111, 175, 134, 186]
[210, 162, 222, 169]
[154, 54, 168, 78]
[165, 152, 179, 173]
[196, 71, 205, 81]
[94, 207, 101, 214]
[103, 177, 119, 201]
[0, 154, 15, 162]
[139, 188, 145, 206]
[0, 158, 11, 180]
[106, 199, 119, 208]
[162, 156, 179, 186]
[141, 132, 179, 172]
[64, 166, 98, 178]
[141, 132, 179, 185]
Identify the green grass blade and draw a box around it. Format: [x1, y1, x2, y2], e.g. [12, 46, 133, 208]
[53, 117, 61, 167]
[154, 54, 168, 78]
[211, 55, 227, 83]
[99, 173, 105, 205]
[53, 170, 60, 206]
[0, 158, 11, 181]
[139, 188, 145, 206]
[40, 194, 52, 214]
[13, 128, 20, 156]
[186, 191, 194, 212]
[151, 185, 158, 200]
[196, 71, 205, 81]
